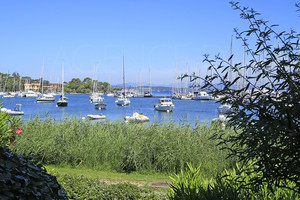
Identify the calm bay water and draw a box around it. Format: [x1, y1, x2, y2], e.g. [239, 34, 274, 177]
[1, 91, 220, 125]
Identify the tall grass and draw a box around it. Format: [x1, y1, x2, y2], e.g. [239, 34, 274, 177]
[13, 116, 235, 178]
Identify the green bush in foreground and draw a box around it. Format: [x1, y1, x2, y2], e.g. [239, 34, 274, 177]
[0, 146, 67, 200]
[168, 163, 299, 200]
[53, 172, 167, 200]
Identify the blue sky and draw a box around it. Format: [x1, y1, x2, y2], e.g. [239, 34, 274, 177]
[0, 1, 299, 85]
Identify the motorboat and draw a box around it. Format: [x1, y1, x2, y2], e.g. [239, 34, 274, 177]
[18, 91, 26, 97]
[180, 93, 193, 100]
[193, 91, 214, 100]
[106, 93, 114, 97]
[5, 104, 24, 115]
[2, 93, 15, 98]
[144, 91, 153, 98]
[154, 98, 175, 112]
[87, 114, 106, 120]
[25, 90, 38, 97]
[115, 96, 130, 106]
[124, 112, 149, 123]
[95, 103, 107, 110]
[36, 93, 55, 103]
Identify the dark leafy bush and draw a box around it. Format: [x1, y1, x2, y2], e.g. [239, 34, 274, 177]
[0, 146, 67, 200]
[183, 1, 300, 193]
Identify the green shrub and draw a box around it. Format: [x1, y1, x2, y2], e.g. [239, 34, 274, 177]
[0, 146, 67, 199]
[53, 172, 167, 199]
[168, 162, 300, 200]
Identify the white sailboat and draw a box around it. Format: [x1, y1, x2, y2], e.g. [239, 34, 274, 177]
[57, 59, 68, 107]
[90, 63, 104, 103]
[144, 69, 153, 97]
[36, 57, 55, 103]
[115, 49, 130, 106]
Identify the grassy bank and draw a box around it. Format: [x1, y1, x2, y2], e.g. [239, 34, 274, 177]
[14, 116, 235, 178]
[46, 165, 169, 184]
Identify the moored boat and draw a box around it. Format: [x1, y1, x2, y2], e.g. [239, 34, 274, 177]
[57, 59, 68, 107]
[115, 96, 130, 106]
[36, 93, 55, 103]
[193, 91, 214, 100]
[124, 112, 149, 123]
[154, 98, 175, 112]
[36, 57, 55, 103]
[87, 113, 106, 120]
[5, 104, 24, 115]
[95, 103, 107, 110]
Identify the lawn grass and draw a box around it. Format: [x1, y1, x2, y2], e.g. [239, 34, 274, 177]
[46, 165, 170, 185]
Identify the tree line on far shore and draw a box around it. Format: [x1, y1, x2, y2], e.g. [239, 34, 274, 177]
[0, 72, 119, 94]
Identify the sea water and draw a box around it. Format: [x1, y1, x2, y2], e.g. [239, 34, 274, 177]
[1, 92, 220, 125]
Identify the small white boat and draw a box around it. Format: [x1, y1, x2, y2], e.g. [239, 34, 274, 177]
[90, 93, 104, 103]
[87, 114, 106, 120]
[193, 91, 214, 100]
[106, 93, 114, 97]
[6, 104, 24, 115]
[115, 96, 130, 106]
[180, 94, 193, 100]
[154, 98, 175, 112]
[25, 90, 39, 97]
[36, 93, 55, 103]
[18, 91, 26, 97]
[124, 112, 150, 123]
[2, 94, 15, 98]
[95, 103, 107, 110]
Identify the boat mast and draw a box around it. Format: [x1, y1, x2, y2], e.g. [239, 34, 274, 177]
[62, 59, 64, 97]
[123, 48, 126, 97]
[149, 68, 151, 94]
[41, 56, 45, 94]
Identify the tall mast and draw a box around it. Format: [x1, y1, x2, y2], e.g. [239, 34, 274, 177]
[41, 56, 45, 94]
[149, 68, 151, 93]
[123, 48, 126, 96]
[62, 59, 64, 96]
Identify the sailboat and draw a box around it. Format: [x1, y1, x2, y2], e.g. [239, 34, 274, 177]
[36, 57, 55, 103]
[144, 69, 153, 97]
[57, 59, 68, 107]
[115, 49, 130, 106]
[90, 63, 104, 103]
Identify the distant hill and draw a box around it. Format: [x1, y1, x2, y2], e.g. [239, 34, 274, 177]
[111, 82, 173, 91]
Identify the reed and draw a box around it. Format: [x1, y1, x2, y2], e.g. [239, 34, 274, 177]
[13, 116, 235, 178]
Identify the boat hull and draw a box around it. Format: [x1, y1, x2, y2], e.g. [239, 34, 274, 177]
[87, 114, 106, 120]
[155, 105, 174, 112]
[95, 103, 107, 110]
[36, 99, 55, 103]
[57, 101, 68, 107]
